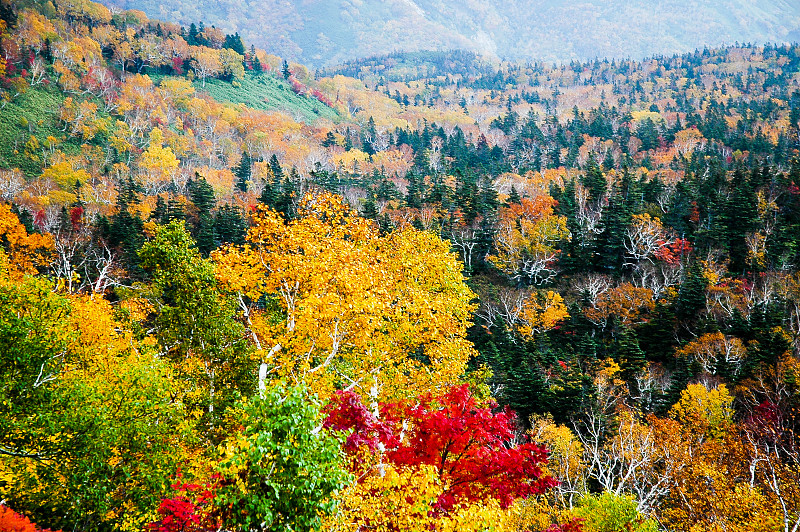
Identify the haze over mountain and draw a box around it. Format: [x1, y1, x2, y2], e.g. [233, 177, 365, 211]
[106, 0, 800, 67]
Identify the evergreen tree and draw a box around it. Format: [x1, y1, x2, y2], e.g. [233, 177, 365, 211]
[259, 179, 277, 208]
[310, 162, 339, 193]
[321, 131, 338, 148]
[195, 214, 216, 257]
[250, 45, 262, 73]
[11, 203, 34, 233]
[166, 197, 185, 223]
[343, 129, 353, 151]
[602, 150, 616, 171]
[152, 195, 168, 224]
[188, 173, 216, 217]
[214, 205, 247, 246]
[581, 156, 606, 203]
[615, 325, 646, 382]
[405, 170, 424, 209]
[187, 23, 199, 46]
[656, 356, 690, 414]
[554, 179, 592, 273]
[107, 176, 145, 274]
[455, 169, 479, 222]
[720, 165, 758, 274]
[637, 301, 677, 366]
[676, 260, 708, 323]
[376, 175, 399, 202]
[426, 173, 451, 207]
[223, 33, 245, 55]
[595, 182, 629, 273]
[362, 116, 377, 155]
[234, 151, 252, 193]
[477, 178, 499, 215]
[361, 193, 379, 220]
[774, 158, 800, 266]
[269, 154, 285, 181]
[274, 168, 299, 219]
[637, 117, 660, 150]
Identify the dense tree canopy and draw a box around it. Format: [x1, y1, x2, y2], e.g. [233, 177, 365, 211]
[3, 0, 800, 529]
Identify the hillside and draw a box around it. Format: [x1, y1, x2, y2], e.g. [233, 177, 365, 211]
[105, 0, 800, 66]
[5, 0, 800, 531]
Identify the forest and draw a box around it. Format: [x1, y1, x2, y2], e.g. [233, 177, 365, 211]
[1, 0, 800, 531]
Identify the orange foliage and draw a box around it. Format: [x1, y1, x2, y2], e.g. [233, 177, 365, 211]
[584, 283, 655, 328]
[0, 203, 53, 277]
[0, 504, 61, 532]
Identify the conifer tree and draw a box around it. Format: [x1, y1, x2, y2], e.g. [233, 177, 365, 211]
[595, 183, 629, 273]
[321, 131, 337, 148]
[107, 176, 145, 273]
[361, 193, 379, 220]
[615, 325, 646, 382]
[188, 173, 216, 218]
[581, 156, 606, 203]
[405, 170, 424, 209]
[234, 151, 252, 193]
[274, 167, 299, 219]
[188, 174, 217, 256]
[269, 154, 284, 181]
[676, 260, 708, 322]
[214, 205, 247, 246]
[720, 165, 758, 274]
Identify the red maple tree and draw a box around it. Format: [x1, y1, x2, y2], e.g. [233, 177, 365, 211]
[324, 384, 557, 511]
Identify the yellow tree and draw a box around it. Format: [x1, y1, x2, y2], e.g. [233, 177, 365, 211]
[213, 191, 476, 402]
[218, 48, 245, 81]
[138, 128, 180, 194]
[488, 195, 569, 285]
[660, 384, 779, 532]
[322, 464, 512, 532]
[675, 332, 746, 377]
[518, 290, 570, 339]
[0, 258, 190, 531]
[192, 47, 220, 87]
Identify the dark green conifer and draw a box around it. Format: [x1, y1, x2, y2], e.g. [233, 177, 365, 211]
[234, 152, 252, 193]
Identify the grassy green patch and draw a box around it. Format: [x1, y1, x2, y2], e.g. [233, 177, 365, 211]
[0, 85, 84, 176]
[192, 73, 340, 123]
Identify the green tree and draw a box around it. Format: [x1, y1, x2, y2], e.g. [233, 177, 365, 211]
[615, 325, 646, 382]
[574, 492, 659, 532]
[107, 176, 145, 274]
[676, 259, 708, 323]
[234, 151, 252, 193]
[214, 204, 247, 246]
[0, 270, 184, 531]
[596, 183, 630, 273]
[581, 156, 607, 203]
[216, 385, 350, 532]
[720, 166, 758, 274]
[138, 221, 254, 428]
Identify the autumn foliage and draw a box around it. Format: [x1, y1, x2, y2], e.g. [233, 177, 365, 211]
[7, 0, 800, 530]
[324, 384, 557, 513]
[0, 506, 60, 532]
[147, 476, 220, 532]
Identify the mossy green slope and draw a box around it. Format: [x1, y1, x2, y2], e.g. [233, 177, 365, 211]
[0, 85, 84, 176]
[194, 74, 339, 123]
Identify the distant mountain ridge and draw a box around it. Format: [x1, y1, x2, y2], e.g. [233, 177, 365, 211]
[106, 0, 800, 67]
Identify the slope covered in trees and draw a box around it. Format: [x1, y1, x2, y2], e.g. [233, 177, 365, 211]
[3, 0, 800, 530]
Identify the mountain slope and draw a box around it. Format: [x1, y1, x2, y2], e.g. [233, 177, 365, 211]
[106, 0, 800, 67]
